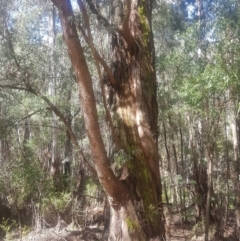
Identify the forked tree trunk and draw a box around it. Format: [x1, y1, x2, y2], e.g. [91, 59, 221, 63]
[51, 0, 165, 240]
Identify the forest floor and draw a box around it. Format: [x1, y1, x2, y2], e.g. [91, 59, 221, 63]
[167, 211, 236, 241]
[3, 208, 237, 241]
[5, 217, 236, 241]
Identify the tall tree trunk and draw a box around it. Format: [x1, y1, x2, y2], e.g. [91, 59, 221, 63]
[48, 4, 60, 177]
[51, 0, 165, 240]
[204, 147, 212, 241]
[63, 89, 73, 176]
[188, 114, 206, 222]
[231, 114, 240, 239]
[162, 119, 176, 204]
[224, 107, 229, 227]
[108, 0, 164, 238]
[179, 119, 188, 221]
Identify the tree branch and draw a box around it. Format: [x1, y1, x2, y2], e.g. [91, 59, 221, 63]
[77, 0, 121, 151]
[0, 83, 97, 178]
[0, 84, 27, 91]
[3, 22, 20, 69]
[15, 108, 43, 123]
[14, 123, 66, 132]
[84, 0, 115, 34]
[76, 22, 118, 88]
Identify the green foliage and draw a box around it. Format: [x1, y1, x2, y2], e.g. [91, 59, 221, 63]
[125, 217, 139, 233]
[190, 221, 216, 240]
[146, 204, 159, 222]
[113, 149, 131, 168]
[42, 192, 71, 214]
[191, 220, 205, 237]
[83, 178, 98, 197]
[1, 158, 40, 204]
[138, 5, 150, 45]
[0, 218, 16, 233]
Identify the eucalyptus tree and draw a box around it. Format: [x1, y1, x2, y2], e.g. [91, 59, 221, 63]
[50, 0, 165, 240]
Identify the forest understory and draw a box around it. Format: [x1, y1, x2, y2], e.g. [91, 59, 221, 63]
[0, 201, 237, 241]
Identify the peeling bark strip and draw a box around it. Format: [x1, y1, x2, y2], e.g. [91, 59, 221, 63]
[51, 0, 165, 240]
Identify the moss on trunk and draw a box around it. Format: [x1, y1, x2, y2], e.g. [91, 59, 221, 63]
[108, 1, 165, 235]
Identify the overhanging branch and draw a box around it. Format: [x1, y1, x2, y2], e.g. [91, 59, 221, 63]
[15, 108, 43, 123]
[84, 0, 116, 34]
[0, 83, 97, 178]
[75, 22, 118, 89]
[0, 84, 27, 91]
